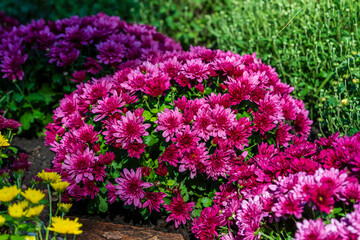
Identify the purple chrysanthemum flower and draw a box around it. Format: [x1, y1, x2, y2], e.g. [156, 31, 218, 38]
[164, 194, 195, 228]
[142, 192, 167, 213]
[115, 168, 153, 208]
[96, 39, 126, 65]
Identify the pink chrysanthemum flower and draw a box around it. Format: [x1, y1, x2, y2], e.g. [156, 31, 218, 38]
[272, 192, 304, 219]
[142, 192, 167, 213]
[192, 105, 213, 141]
[159, 144, 180, 167]
[310, 184, 335, 213]
[73, 123, 99, 144]
[205, 149, 231, 180]
[106, 182, 117, 204]
[258, 92, 283, 123]
[182, 58, 210, 82]
[113, 110, 150, 148]
[179, 142, 208, 179]
[275, 122, 293, 147]
[191, 206, 220, 240]
[210, 104, 236, 139]
[143, 72, 171, 97]
[124, 142, 147, 159]
[155, 108, 184, 142]
[164, 194, 195, 228]
[172, 125, 200, 153]
[115, 168, 153, 208]
[226, 117, 252, 150]
[294, 219, 328, 240]
[92, 91, 125, 121]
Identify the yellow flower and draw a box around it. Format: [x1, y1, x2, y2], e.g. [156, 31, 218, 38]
[58, 203, 72, 212]
[25, 236, 36, 240]
[21, 188, 45, 204]
[0, 185, 21, 202]
[25, 204, 44, 217]
[341, 98, 349, 106]
[48, 217, 83, 235]
[0, 132, 10, 147]
[19, 200, 29, 209]
[51, 181, 70, 193]
[8, 203, 24, 218]
[0, 215, 5, 227]
[37, 170, 61, 183]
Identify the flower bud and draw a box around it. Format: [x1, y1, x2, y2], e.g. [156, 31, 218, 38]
[341, 99, 349, 106]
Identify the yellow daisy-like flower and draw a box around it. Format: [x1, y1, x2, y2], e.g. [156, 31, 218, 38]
[19, 200, 29, 209]
[0, 185, 21, 202]
[0, 215, 5, 227]
[25, 236, 36, 240]
[37, 170, 61, 183]
[51, 181, 70, 193]
[48, 217, 83, 235]
[8, 203, 24, 218]
[0, 132, 10, 147]
[25, 204, 44, 217]
[58, 203, 72, 212]
[21, 188, 45, 204]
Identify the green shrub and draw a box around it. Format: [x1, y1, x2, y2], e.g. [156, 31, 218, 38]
[318, 53, 360, 136]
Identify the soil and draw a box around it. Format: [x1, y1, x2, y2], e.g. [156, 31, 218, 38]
[11, 137, 195, 240]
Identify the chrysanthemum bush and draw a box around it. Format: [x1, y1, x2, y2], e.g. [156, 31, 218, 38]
[45, 46, 313, 229]
[0, 12, 180, 134]
[197, 132, 360, 239]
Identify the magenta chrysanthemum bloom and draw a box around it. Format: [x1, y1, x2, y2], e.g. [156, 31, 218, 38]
[210, 104, 236, 138]
[272, 192, 304, 219]
[192, 105, 213, 141]
[226, 117, 252, 150]
[294, 219, 328, 240]
[179, 142, 209, 179]
[115, 168, 153, 208]
[164, 194, 195, 228]
[159, 144, 180, 167]
[143, 72, 171, 97]
[63, 147, 97, 183]
[275, 122, 293, 147]
[105, 182, 117, 204]
[155, 108, 184, 142]
[182, 58, 210, 82]
[172, 125, 200, 153]
[92, 91, 125, 121]
[73, 123, 99, 144]
[205, 149, 231, 180]
[112, 110, 150, 148]
[310, 184, 335, 213]
[142, 192, 167, 213]
[191, 206, 220, 240]
[124, 142, 146, 159]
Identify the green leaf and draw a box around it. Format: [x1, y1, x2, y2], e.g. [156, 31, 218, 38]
[19, 112, 34, 130]
[144, 134, 159, 147]
[98, 196, 108, 213]
[166, 179, 175, 186]
[142, 110, 152, 121]
[150, 108, 158, 113]
[0, 235, 10, 240]
[150, 117, 157, 122]
[201, 197, 213, 207]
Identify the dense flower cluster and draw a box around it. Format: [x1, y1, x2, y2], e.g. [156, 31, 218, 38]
[0, 12, 180, 81]
[45, 46, 312, 229]
[191, 132, 360, 239]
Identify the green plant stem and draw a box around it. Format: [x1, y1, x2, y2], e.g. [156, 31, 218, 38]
[45, 184, 53, 240]
[259, 230, 276, 240]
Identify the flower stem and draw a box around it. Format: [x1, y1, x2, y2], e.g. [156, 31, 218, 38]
[45, 184, 52, 240]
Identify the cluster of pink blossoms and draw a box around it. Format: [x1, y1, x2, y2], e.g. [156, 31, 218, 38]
[45, 46, 313, 230]
[191, 132, 360, 239]
[0, 12, 180, 81]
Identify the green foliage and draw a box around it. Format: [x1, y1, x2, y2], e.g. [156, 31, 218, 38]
[318, 54, 360, 136]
